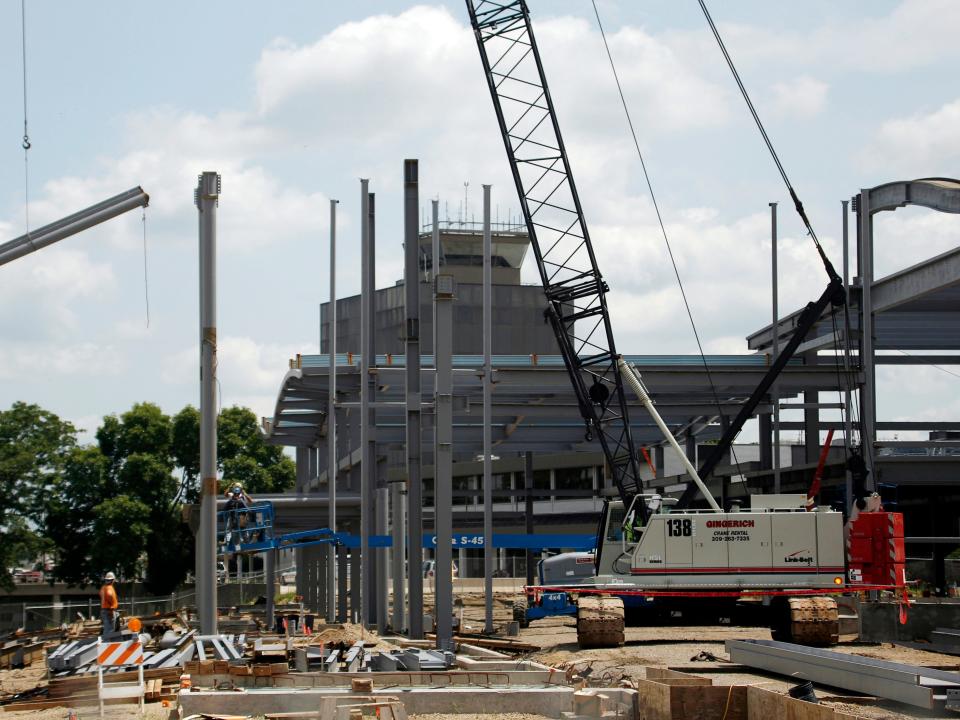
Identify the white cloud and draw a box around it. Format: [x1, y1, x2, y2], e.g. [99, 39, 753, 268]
[162, 335, 310, 401]
[870, 208, 960, 279]
[0, 248, 116, 340]
[821, 0, 960, 73]
[861, 98, 960, 176]
[667, 0, 960, 76]
[770, 76, 828, 119]
[253, 4, 730, 151]
[0, 341, 121, 381]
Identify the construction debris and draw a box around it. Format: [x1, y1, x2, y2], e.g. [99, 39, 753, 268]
[0, 639, 43, 670]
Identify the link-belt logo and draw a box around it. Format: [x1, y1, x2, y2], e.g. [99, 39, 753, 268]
[705, 519, 755, 528]
[785, 549, 814, 564]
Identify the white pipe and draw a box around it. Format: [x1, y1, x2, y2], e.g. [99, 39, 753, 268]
[617, 357, 721, 512]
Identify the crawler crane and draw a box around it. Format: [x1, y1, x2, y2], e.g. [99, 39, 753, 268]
[466, 0, 905, 647]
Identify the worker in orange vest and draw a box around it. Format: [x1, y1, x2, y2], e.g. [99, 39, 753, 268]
[99, 572, 119, 636]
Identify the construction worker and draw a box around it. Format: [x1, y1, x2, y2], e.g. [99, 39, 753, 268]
[99, 572, 119, 636]
[223, 483, 253, 546]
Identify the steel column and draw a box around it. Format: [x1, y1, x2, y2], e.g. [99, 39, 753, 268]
[390, 478, 405, 630]
[524, 451, 534, 586]
[482, 184, 494, 634]
[857, 189, 876, 483]
[265, 549, 276, 631]
[196, 171, 220, 635]
[842, 199, 854, 512]
[367, 191, 379, 626]
[327, 198, 338, 621]
[294, 447, 309, 602]
[434, 273, 455, 650]
[770, 202, 781, 493]
[376, 484, 389, 632]
[406, 163, 424, 638]
[360, 179, 372, 627]
[432, 198, 441, 358]
[337, 543, 348, 622]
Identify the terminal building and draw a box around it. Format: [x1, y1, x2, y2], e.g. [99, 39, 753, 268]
[261, 177, 960, 622]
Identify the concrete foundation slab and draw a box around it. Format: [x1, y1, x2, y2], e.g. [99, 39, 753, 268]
[179, 686, 589, 718]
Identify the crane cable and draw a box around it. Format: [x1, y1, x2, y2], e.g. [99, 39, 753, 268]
[589, 0, 744, 481]
[20, 0, 32, 237]
[698, 0, 864, 471]
[697, 0, 839, 282]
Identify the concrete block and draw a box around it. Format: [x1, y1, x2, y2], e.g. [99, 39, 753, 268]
[573, 690, 603, 716]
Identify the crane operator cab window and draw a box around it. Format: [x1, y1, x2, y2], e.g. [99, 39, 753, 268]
[607, 505, 627, 543]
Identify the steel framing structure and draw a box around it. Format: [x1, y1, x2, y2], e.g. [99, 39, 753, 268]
[467, 0, 644, 513]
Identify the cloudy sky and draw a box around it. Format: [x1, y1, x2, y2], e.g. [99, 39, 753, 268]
[0, 0, 958, 444]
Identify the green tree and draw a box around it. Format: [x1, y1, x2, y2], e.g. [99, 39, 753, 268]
[38, 402, 290, 593]
[0, 402, 77, 590]
[217, 406, 295, 494]
[170, 405, 295, 495]
[45, 446, 110, 586]
[171, 406, 200, 504]
[92, 496, 151, 581]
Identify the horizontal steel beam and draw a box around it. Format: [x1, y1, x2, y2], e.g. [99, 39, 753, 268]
[726, 639, 958, 709]
[0, 187, 149, 266]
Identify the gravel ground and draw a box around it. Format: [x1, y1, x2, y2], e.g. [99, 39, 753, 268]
[4, 591, 960, 719]
[2, 703, 174, 720]
[520, 614, 960, 720]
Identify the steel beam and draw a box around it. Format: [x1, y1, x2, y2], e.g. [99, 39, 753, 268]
[0, 187, 150, 266]
[726, 639, 960, 709]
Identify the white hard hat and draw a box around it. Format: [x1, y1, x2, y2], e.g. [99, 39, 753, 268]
[104, 572, 116, 581]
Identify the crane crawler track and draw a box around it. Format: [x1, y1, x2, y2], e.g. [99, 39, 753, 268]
[576, 595, 625, 648]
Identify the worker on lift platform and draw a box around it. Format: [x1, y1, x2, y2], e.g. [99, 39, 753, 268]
[223, 483, 254, 548]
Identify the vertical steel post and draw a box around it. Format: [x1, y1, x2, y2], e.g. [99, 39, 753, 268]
[327, 198, 338, 622]
[390, 478, 405, 630]
[367, 192, 380, 626]
[405, 162, 424, 638]
[432, 201, 440, 355]
[770, 202, 781, 493]
[482, 184, 494, 634]
[524, 451, 534, 586]
[359, 179, 371, 627]
[376, 485, 389, 632]
[434, 273, 455, 650]
[265, 548, 276, 631]
[196, 171, 220, 635]
[858, 190, 876, 484]
[842, 199, 854, 512]
[338, 545, 348, 622]
[294, 447, 309, 600]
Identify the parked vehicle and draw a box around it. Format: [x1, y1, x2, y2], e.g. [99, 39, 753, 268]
[12, 569, 43, 584]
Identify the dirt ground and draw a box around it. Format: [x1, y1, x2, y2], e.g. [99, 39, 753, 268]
[521, 613, 960, 720]
[4, 591, 960, 719]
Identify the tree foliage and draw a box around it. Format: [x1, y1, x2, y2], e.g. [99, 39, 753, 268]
[0, 403, 77, 590]
[173, 405, 295, 496]
[4, 400, 291, 594]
